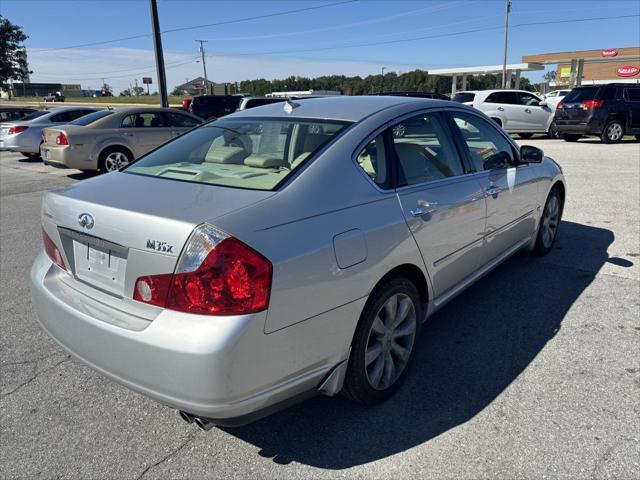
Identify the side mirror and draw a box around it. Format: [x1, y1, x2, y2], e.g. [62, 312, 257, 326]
[539, 100, 548, 107]
[520, 145, 544, 164]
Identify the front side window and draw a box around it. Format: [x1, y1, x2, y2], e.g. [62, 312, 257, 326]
[164, 112, 200, 128]
[355, 134, 388, 188]
[450, 113, 515, 172]
[125, 118, 350, 191]
[518, 92, 541, 106]
[391, 113, 463, 186]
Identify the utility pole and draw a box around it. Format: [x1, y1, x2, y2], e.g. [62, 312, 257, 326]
[149, 0, 168, 107]
[134, 79, 139, 96]
[381, 67, 386, 93]
[501, 0, 511, 89]
[196, 40, 209, 95]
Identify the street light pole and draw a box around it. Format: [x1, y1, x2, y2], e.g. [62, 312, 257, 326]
[381, 67, 386, 93]
[196, 40, 209, 95]
[149, 0, 168, 107]
[501, 0, 511, 89]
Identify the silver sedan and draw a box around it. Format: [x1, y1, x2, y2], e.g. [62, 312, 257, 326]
[0, 107, 98, 158]
[30, 96, 565, 429]
[41, 108, 202, 172]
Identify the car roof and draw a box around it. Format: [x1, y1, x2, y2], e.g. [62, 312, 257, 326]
[226, 95, 447, 122]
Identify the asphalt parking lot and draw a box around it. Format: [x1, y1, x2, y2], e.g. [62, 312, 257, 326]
[1, 138, 639, 479]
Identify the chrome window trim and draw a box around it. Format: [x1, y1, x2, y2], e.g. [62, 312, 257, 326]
[351, 106, 481, 194]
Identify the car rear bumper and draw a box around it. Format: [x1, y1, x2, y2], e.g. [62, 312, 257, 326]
[30, 252, 355, 421]
[0, 135, 39, 153]
[554, 116, 604, 135]
[41, 144, 97, 170]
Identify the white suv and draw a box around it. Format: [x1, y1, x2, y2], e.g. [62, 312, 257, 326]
[452, 89, 554, 138]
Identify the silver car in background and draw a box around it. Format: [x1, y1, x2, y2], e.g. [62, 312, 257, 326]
[0, 107, 98, 159]
[41, 108, 203, 172]
[30, 96, 565, 429]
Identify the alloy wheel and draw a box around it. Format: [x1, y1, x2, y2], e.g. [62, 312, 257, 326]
[541, 194, 560, 248]
[607, 122, 623, 142]
[104, 151, 130, 172]
[365, 293, 417, 390]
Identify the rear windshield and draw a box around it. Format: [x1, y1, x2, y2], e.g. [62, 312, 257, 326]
[125, 117, 351, 191]
[69, 110, 114, 126]
[562, 87, 599, 103]
[21, 110, 48, 121]
[451, 93, 475, 103]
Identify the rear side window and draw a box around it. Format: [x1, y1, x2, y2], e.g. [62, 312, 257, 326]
[452, 93, 475, 103]
[21, 110, 48, 121]
[625, 88, 640, 102]
[391, 113, 464, 186]
[121, 112, 164, 128]
[449, 112, 515, 172]
[356, 134, 389, 188]
[563, 87, 599, 102]
[598, 87, 617, 101]
[125, 118, 351, 191]
[164, 112, 201, 128]
[485, 92, 518, 104]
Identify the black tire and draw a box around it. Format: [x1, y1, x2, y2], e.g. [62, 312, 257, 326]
[547, 122, 561, 139]
[635, 135, 640, 141]
[98, 146, 133, 172]
[533, 188, 563, 256]
[562, 134, 581, 142]
[518, 133, 534, 140]
[491, 118, 502, 127]
[600, 120, 624, 144]
[342, 275, 422, 405]
[21, 152, 40, 159]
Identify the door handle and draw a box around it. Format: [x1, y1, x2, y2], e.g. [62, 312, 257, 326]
[485, 186, 501, 196]
[123, 132, 135, 137]
[524, 108, 532, 113]
[171, 131, 181, 136]
[410, 200, 438, 217]
[497, 106, 505, 111]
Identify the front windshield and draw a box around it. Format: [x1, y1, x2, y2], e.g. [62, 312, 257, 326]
[125, 117, 351, 191]
[70, 110, 113, 126]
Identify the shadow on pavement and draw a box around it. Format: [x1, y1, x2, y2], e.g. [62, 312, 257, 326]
[223, 220, 618, 469]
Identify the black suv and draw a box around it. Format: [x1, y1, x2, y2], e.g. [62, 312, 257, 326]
[554, 84, 640, 143]
[189, 95, 243, 120]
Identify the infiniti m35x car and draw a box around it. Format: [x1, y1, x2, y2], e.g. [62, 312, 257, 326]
[30, 96, 565, 429]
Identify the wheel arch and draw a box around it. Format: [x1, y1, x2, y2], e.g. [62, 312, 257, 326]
[372, 263, 430, 307]
[99, 144, 134, 161]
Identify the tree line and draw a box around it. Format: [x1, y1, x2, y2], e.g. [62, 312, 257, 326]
[237, 70, 533, 96]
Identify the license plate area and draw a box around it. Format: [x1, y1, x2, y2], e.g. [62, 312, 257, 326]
[59, 228, 128, 296]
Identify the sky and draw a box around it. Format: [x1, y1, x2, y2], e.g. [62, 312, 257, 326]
[2, 0, 639, 93]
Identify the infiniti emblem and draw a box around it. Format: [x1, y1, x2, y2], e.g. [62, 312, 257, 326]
[78, 213, 94, 230]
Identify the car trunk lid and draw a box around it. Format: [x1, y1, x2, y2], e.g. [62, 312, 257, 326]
[43, 171, 274, 297]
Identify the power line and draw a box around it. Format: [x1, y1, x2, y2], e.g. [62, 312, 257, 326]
[28, 0, 358, 54]
[201, 13, 640, 58]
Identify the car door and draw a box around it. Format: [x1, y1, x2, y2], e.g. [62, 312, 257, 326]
[119, 112, 172, 156]
[163, 111, 202, 139]
[483, 91, 522, 131]
[624, 87, 640, 131]
[517, 92, 552, 131]
[389, 111, 487, 298]
[448, 111, 538, 267]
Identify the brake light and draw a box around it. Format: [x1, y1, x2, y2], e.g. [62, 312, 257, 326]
[8, 125, 28, 135]
[134, 224, 272, 315]
[56, 132, 68, 145]
[42, 228, 66, 270]
[582, 100, 603, 109]
[556, 101, 565, 109]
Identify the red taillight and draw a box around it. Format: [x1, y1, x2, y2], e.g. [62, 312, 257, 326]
[8, 125, 28, 135]
[56, 132, 68, 145]
[134, 225, 272, 315]
[42, 228, 66, 270]
[556, 101, 565, 109]
[582, 100, 603, 109]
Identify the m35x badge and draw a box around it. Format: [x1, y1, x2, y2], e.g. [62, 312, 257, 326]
[146, 240, 174, 253]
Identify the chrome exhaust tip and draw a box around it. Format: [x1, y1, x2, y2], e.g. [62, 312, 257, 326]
[178, 410, 196, 424]
[194, 417, 216, 431]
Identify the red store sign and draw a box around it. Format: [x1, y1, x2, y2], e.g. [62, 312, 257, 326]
[616, 66, 640, 77]
[602, 49, 618, 57]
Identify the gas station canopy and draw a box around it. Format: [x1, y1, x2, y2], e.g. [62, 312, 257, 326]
[427, 63, 544, 94]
